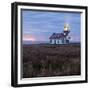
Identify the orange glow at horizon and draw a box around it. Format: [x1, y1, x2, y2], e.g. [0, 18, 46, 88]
[23, 35, 35, 41]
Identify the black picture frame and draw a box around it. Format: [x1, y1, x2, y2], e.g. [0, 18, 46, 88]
[11, 2, 88, 87]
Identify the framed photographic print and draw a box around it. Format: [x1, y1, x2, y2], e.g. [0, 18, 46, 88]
[11, 2, 88, 87]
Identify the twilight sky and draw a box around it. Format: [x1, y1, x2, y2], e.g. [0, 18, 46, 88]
[22, 10, 81, 42]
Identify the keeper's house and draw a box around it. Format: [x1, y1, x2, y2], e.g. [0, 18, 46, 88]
[49, 24, 71, 44]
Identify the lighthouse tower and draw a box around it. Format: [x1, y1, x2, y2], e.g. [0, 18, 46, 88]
[64, 23, 70, 35]
[63, 23, 71, 44]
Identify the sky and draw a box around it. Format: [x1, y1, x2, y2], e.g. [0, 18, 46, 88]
[22, 10, 81, 43]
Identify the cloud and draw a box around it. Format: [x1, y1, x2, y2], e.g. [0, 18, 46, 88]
[22, 10, 81, 42]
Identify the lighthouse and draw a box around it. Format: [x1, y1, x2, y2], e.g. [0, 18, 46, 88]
[63, 23, 71, 43]
[63, 23, 70, 35]
[64, 23, 70, 31]
[49, 23, 71, 44]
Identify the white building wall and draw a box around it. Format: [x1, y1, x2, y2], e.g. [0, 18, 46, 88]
[50, 39, 55, 44]
[50, 39, 63, 44]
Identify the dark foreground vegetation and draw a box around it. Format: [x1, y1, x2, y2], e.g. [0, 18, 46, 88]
[22, 44, 81, 78]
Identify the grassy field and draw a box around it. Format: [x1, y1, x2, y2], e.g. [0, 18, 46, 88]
[22, 44, 81, 78]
